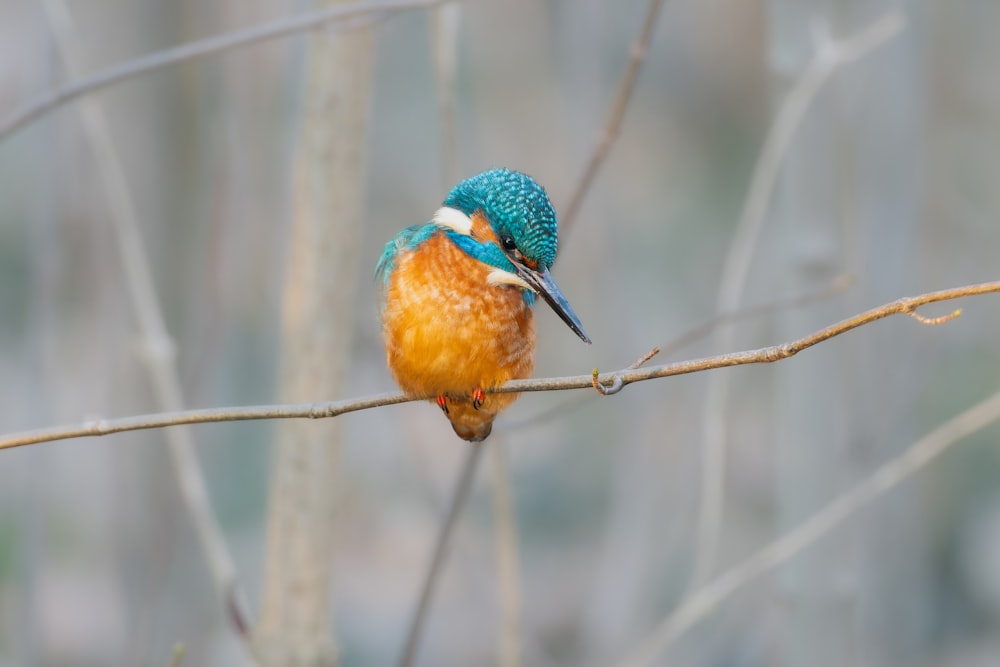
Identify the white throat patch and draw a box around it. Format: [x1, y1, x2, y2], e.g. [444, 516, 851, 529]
[432, 206, 473, 236]
[487, 268, 534, 292]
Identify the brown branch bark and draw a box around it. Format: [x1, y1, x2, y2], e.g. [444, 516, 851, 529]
[0, 281, 995, 451]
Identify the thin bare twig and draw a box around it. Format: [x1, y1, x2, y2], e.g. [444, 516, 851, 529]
[505, 274, 851, 431]
[561, 0, 667, 233]
[0, 0, 445, 143]
[691, 10, 904, 590]
[658, 273, 853, 360]
[615, 387, 1000, 667]
[0, 281, 996, 451]
[400, 443, 485, 667]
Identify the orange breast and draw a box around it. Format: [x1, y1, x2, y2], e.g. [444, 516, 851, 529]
[381, 230, 536, 440]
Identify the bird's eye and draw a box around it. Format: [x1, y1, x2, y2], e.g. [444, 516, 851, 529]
[500, 235, 517, 252]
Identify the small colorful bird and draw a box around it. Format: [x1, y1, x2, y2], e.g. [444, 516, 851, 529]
[376, 168, 591, 441]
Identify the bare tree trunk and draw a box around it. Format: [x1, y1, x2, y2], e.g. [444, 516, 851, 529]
[254, 4, 375, 664]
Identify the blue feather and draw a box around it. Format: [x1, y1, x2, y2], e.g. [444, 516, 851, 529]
[376, 168, 556, 308]
[444, 168, 559, 270]
[374, 224, 436, 287]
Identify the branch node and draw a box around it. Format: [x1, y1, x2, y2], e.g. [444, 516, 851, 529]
[764, 344, 795, 363]
[82, 416, 109, 435]
[592, 369, 625, 396]
[171, 643, 186, 667]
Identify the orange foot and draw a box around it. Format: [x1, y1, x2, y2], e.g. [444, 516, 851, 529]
[472, 387, 485, 410]
[436, 395, 449, 414]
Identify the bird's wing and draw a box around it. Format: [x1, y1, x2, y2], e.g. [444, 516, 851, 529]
[375, 220, 456, 283]
[375, 224, 423, 286]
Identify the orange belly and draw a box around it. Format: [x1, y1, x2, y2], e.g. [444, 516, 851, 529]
[381, 231, 536, 441]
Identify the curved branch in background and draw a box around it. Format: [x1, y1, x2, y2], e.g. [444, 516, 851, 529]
[691, 10, 904, 590]
[560, 0, 667, 234]
[41, 0, 253, 639]
[1, 280, 995, 451]
[614, 386, 1000, 667]
[0, 0, 445, 143]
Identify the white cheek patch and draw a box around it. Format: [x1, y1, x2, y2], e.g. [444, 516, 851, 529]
[432, 206, 473, 236]
[487, 268, 535, 292]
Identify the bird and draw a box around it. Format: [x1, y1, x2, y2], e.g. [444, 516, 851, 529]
[376, 168, 591, 442]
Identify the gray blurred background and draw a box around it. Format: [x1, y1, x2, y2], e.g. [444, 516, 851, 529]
[1, 0, 999, 665]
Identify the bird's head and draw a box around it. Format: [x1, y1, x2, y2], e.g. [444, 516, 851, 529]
[436, 168, 591, 344]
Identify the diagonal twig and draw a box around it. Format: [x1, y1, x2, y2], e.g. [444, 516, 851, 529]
[615, 387, 1000, 667]
[41, 0, 252, 640]
[504, 274, 851, 431]
[691, 10, 904, 590]
[561, 0, 667, 234]
[0, 0, 445, 142]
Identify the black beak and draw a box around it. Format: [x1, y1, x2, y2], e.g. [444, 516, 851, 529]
[511, 262, 591, 344]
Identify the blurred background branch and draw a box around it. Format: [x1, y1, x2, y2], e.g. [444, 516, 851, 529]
[561, 0, 667, 234]
[618, 387, 1000, 667]
[252, 0, 375, 664]
[691, 9, 903, 591]
[0, 0, 443, 142]
[40, 0, 252, 650]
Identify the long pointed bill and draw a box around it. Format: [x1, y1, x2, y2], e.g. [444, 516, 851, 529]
[515, 265, 591, 344]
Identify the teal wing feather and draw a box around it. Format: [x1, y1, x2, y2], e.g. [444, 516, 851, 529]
[375, 222, 443, 301]
[376, 223, 443, 315]
[375, 224, 420, 287]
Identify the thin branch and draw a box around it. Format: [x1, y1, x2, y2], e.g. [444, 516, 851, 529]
[691, 10, 904, 590]
[0, 394, 412, 450]
[614, 386, 1000, 667]
[400, 443, 485, 667]
[0, 281, 996, 450]
[504, 274, 850, 431]
[561, 0, 667, 233]
[0, 0, 445, 143]
[658, 273, 853, 360]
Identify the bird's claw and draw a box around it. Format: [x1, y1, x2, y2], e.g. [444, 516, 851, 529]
[472, 387, 485, 410]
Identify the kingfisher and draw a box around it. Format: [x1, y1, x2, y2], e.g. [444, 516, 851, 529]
[376, 168, 591, 442]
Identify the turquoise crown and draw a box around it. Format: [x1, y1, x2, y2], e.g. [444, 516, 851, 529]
[444, 168, 559, 270]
